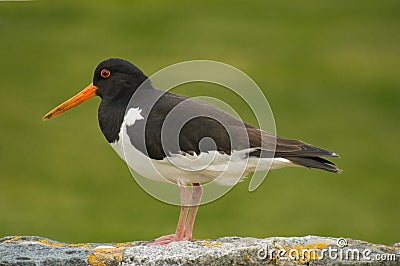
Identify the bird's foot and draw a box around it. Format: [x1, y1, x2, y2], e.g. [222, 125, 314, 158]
[148, 234, 191, 245]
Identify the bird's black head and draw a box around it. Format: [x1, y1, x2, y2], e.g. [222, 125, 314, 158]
[42, 58, 149, 121]
[93, 58, 148, 103]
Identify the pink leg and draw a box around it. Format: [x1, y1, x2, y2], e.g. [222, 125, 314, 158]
[173, 182, 191, 240]
[184, 183, 203, 240]
[148, 181, 191, 245]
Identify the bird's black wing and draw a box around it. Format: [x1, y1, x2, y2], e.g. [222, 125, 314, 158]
[127, 90, 340, 173]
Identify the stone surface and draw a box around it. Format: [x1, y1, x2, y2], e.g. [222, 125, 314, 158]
[0, 235, 398, 265]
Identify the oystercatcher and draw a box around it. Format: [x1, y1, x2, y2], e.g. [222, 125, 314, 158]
[43, 58, 340, 245]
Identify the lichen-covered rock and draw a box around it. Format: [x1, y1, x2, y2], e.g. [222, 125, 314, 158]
[0, 235, 398, 265]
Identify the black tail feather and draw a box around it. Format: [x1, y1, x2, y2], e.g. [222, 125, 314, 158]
[286, 156, 342, 173]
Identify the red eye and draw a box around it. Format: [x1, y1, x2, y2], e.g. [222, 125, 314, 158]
[100, 69, 111, 78]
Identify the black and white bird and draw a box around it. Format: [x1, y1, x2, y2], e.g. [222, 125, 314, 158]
[43, 58, 340, 245]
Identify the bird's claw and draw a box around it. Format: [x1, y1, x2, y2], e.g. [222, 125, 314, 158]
[147, 234, 191, 245]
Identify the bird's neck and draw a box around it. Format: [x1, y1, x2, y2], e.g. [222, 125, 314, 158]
[98, 99, 127, 144]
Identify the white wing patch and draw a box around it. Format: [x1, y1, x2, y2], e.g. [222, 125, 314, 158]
[109, 107, 144, 160]
[124, 107, 144, 126]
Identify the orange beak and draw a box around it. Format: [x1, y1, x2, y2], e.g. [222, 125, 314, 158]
[42, 83, 98, 121]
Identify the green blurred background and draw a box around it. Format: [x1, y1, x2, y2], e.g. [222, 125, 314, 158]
[0, 0, 399, 245]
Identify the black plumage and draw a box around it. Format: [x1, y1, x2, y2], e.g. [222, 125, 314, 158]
[93, 58, 340, 173]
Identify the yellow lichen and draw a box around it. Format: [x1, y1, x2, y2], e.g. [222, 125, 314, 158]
[291, 242, 329, 263]
[114, 242, 134, 247]
[37, 239, 65, 247]
[203, 240, 223, 248]
[87, 247, 125, 266]
[295, 242, 329, 250]
[2, 236, 22, 243]
[68, 243, 90, 248]
[39, 239, 91, 248]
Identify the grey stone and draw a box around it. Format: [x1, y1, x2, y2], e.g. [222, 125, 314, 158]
[0, 235, 398, 265]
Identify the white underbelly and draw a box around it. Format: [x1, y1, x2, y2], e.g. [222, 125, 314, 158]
[111, 138, 295, 186]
